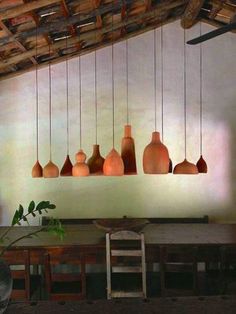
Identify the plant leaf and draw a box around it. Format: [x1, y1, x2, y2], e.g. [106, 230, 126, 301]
[11, 210, 20, 226]
[18, 205, 24, 219]
[28, 201, 35, 213]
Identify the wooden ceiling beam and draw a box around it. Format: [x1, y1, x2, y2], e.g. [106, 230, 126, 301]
[0, 21, 37, 65]
[0, 1, 187, 70]
[181, 0, 205, 28]
[0, 15, 180, 81]
[0, 0, 60, 21]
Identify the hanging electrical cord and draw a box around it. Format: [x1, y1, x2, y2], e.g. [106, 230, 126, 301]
[183, 27, 187, 160]
[111, 0, 115, 148]
[65, 35, 70, 156]
[126, 38, 129, 125]
[154, 26, 157, 132]
[48, 44, 52, 161]
[199, 22, 203, 156]
[35, 26, 39, 161]
[94, 29, 98, 145]
[160, 22, 164, 142]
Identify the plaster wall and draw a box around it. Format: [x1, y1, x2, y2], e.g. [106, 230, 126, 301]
[0, 21, 235, 225]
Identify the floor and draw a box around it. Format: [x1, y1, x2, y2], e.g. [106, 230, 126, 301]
[6, 296, 236, 314]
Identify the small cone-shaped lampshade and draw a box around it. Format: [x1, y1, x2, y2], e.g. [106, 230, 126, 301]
[121, 125, 137, 175]
[169, 158, 173, 173]
[103, 148, 124, 176]
[43, 160, 59, 178]
[143, 131, 169, 174]
[32, 160, 43, 178]
[173, 158, 199, 174]
[72, 149, 90, 177]
[196, 155, 208, 173]
[60, 155, 73, 176]
[87, 144, 104, 175]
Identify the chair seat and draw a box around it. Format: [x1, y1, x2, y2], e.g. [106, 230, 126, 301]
[51, 281, 82, 294]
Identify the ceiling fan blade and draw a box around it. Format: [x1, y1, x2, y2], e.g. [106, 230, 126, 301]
[187, 22, 236, 45]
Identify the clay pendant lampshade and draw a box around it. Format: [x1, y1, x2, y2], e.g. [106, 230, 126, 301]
[60, 39, 73, 176]
[43, 160, 59, 178]
[120, 40, 137, 175]
[43, 45, 59, 178]
[143, 131, 169, 174]
[87, 47, 104, 175]
[88, 144, 104, 175]
[72, 149, 89, 177]
[103, 12, 124, 176]
[32, 28, 43, 178]
[174, 159, 198, 174]
[103, 148, 124, 176]
[196, 23, 208, 173]
[72, 55, 90, 177]
[121, 125, 137, 175]
[32, 160, 43, 178]
[173, 29, 198, 175]
[143, 28, 170, 174]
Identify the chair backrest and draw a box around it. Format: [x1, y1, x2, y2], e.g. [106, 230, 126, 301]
[44, 248, 86, 301]
[3, 250, 30, 300]
[106, 230, 146, 299]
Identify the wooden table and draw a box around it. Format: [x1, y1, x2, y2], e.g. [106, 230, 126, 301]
[5, 296, 236, 313]
[2, 223, 236, 264]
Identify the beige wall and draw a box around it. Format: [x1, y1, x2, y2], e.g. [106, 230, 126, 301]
[0, 21, 235, 225]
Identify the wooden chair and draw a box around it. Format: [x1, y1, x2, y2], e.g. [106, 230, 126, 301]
[44, 248, 86, 301]
[3, 250, 30, 300]
[106, 230, 147, 299]
[160, 246, 198, 297]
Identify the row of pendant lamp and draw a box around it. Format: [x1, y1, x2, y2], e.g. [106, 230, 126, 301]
[31, 13, 208, 178]
[32, 124, 207, 178]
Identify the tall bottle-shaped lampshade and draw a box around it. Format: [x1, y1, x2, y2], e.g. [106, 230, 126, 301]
[143, 27, 169, 174]
[32, 28, 43, 178]
[103, 6, 124, 176]
[196, 23, 208, 173]
[87, 38, 104, 175]
[72, 55, 90, 177]
[60, 36, 73, 176]
[43, 45, 59, 178]
[173, 28, 198, 175]
[121, 39, 137, 175]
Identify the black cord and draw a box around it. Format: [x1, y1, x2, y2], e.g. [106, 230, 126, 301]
[200, 22, 203, 156]
[183, 28, 187, 159]
[66, 36, 69, 155]
[35, 27, 39, 161]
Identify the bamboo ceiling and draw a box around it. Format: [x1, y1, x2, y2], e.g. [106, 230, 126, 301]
[0, 0, 235, 80]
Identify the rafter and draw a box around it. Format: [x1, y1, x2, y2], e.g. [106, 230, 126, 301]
[0, 0, 60, 21]
[181, 0, 205, 28]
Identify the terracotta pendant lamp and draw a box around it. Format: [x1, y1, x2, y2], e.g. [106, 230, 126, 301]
[43, 45, 59, 178]
[103, 5, 124, 176]
[72, 55, 90, 177]
[143, 27, 169, 174]
[173, 28, 198, 175]
[196, 23, 208, 173]
[60, 37, 73, 176]
[121, 39, 137, 175]
[32, 28, 43, 178]
[87, 36, 104, 175]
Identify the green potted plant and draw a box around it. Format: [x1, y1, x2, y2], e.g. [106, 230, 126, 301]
[0, 200, 64, 313]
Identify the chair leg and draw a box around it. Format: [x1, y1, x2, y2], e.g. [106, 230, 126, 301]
[81, 254, 86, 299]
[160, 247, 166, 297]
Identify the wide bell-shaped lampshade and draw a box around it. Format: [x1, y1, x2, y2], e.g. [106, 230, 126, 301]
[103, 148, 124, 176]
[60, 155, 73, 176]
[173, 158, 199, 174]
[43, 160, 59, 178]
[169, 158, 173, 173]
[72, 149, 90, 177]
[87, 144, 104, 175]
[121, 125, 137, 175]
[143, 131, 169, 174]
[32, 160, 43, 178]
[196, 155, 208, 173]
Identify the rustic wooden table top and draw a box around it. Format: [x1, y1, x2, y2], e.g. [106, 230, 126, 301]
[1, 223, 236, 248]
[5, 296, 236, 314]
